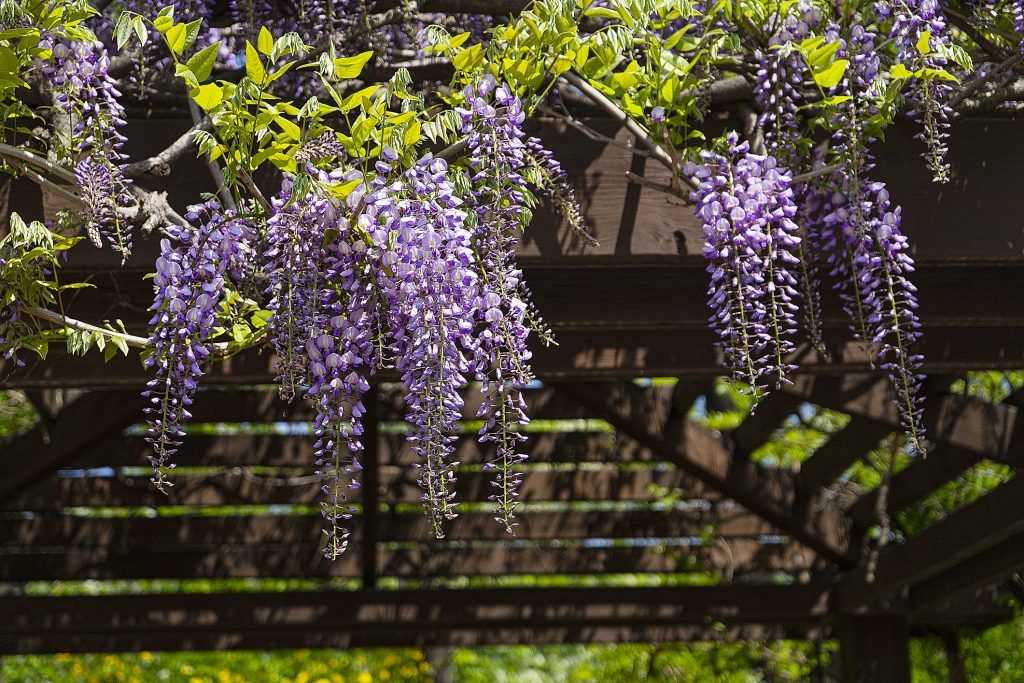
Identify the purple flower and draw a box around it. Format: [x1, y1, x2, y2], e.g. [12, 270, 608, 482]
[689, 133, 802, 400]
[142, 202, 254, 491]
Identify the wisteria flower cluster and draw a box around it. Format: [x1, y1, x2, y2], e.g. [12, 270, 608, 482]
[143, 202, 253, 491]
[40, 36, 136, 260]
[689, 133, 801, 399]
[458, 76, 537, 531]
[812, 23, 928, 452]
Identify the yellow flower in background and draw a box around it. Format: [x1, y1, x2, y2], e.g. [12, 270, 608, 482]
[357, 672, 373, 683]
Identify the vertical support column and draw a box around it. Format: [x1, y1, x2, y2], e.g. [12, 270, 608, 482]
[361, 384, 379, 590]
[838, 615, 911, 683]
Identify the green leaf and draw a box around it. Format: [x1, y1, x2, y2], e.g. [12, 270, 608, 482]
[333, 50, 374, 79]
[133, 17, 149, 47]
[153, 14, 174, 34]
[403, 119, 421, 146]
[890, 63, 915, 80]
[186, 41, 221, 82]
[245, 41, 265, 83]
[165, 22, 187, 55]
[257, 26, 274, 55]
[191, 82, 224, 110]
[813, 59, 848, 89]
[451, 43, 483, 72]
[114, 12, 132, 49]
[916, 30, 931, 56]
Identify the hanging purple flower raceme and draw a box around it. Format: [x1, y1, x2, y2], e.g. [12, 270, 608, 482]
[791, 176, 830, 357]
[459, 77, 538, 532]
[142, 202, 253, 490]
[753, 45, 802, 157]
[753, 23, 830, 357]
[877, 0, 953, 182]
[689, 133, 801, 399]
[40, 37, 135, 260]
[367, 150, 479, 539]
[821, 24, 928, 452]
[264, 181, 329, 402]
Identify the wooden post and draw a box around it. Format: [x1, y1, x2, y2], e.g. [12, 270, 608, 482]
[838, 615, 911, 683]
[361, 385, 379, 590]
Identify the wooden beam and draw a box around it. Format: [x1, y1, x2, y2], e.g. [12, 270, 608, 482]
[798, 420, 890, 494]
[729, 392, 804, 459]
[0, 585, 835, 653]
[836, 475, 1024, 612]
[0, 537, 819, 582]
[3, 463, 701, 510]
[0, 505, 775, 547]
[909, 531, 1024, 614]
[551, 382, 855, 565]
[5, 322, 1024, 388]
[0, 582, 1008, 654]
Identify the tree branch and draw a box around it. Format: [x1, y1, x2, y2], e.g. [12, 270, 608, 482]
[561, 71, 683, 178]
[22, 305, 151, 349]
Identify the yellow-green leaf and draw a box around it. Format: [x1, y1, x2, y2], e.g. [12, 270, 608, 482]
[246, 41, 265, 83]
[916, 30, 931, 56]
[333, 50, 374, 78]
[185, 41, 221, 82]
[890, 63, 916, 80]
[403, 120, 421, 146]
[192, 82, 223, 110]
[153, 15, 174, 34]
[257, 26, 274, 55]
[165, 22, 187, 55]
[813, 59, 848, 89]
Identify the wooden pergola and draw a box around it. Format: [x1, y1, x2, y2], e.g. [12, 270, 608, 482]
[1, 112, 1023, 682]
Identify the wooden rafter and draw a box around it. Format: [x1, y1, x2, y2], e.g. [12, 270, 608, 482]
[836, 474, 1024, 612]
[551, 381, 855, 565]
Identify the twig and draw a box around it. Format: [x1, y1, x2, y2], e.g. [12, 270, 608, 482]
[538, 105, 657, 160]
[436, 137, 469, 161]
[949, 54, 1024, 111]
[941, 4, 1013, 62]
[22, 304, 266, 358]
[22, 305, 151, 348]
[124, 118, 214, 178]
[237, 167, 272, 214]
[791, 164, 844, 185]
[562, 71, 701, 192]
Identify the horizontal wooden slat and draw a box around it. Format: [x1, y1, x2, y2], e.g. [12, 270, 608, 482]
[50, 263, 1024, 335]
[0, 585, 836, 653]
[6, 323, 1024, 390]
[0, 505, 770, 547]
[6, 465, 693, 509]
[19, 429, 634, 473]
[0, 536, 818, 582]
